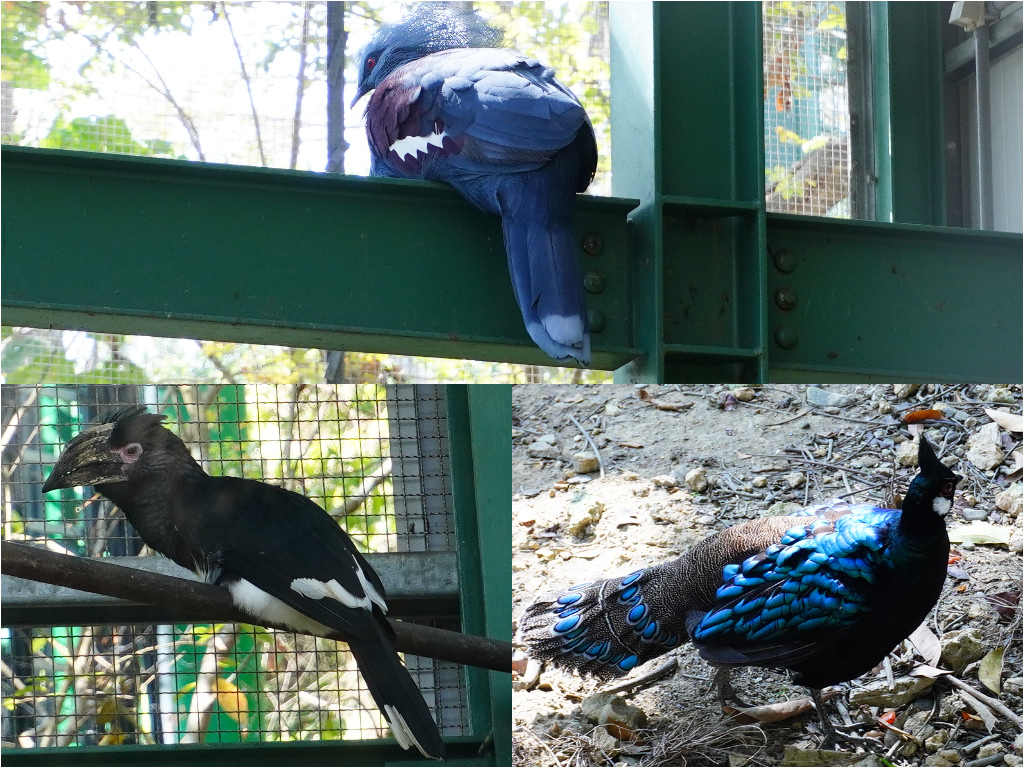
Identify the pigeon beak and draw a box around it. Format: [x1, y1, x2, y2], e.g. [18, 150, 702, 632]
[350, 82, 371, 109]
[42, 422, 127, 492]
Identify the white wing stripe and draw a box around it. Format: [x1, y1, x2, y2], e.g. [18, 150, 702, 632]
[390, 131, 447, 160]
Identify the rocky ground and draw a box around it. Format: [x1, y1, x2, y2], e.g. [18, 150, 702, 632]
[511, 384, 1023, 767]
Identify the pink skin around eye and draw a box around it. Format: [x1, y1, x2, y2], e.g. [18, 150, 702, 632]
[114, 443, 144, 466]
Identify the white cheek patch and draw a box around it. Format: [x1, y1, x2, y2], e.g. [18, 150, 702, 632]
[390, 131, 447, 161]
[933, 497, 952, 516]
[229, 579, 332, 636]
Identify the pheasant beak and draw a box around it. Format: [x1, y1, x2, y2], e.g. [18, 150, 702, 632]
[42, 422, 127, 492]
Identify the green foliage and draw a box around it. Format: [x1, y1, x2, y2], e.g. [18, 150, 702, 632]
[40, 114, 174, 155]
[1, 3, 52, 89]
[0, 327, 150, 385]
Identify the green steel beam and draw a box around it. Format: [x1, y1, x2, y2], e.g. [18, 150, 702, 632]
[0, 145, 638, 370]
[446, 384, 511, 767]
[0, 738, 490, 766]
[766, 214, 1022, 381]
[609, 1, 1019, 383]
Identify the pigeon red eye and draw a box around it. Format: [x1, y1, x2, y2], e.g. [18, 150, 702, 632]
[366, 57, 376, 70]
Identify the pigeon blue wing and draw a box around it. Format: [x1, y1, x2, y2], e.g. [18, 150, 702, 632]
[367, 48, 593, 183]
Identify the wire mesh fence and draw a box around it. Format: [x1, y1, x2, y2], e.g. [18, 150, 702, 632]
[0, 327, 597, 385]
[763, 0, 851, 217]
[1, 383, 467, 749]
[3, 621, 466, 748]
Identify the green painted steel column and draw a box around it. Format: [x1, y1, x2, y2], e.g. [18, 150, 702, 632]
[609, 1, 662, 381]
[870, 2, 947, 225]
[611, 2, 768, 384]
[446, 384, 511, 766]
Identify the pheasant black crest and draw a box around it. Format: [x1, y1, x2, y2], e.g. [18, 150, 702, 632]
[353, 3, 597, 364]
[519, 435, 959, 748]
[43, 407, 444, 759]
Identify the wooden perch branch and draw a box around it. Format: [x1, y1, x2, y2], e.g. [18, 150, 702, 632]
[1, 541, 511, 674]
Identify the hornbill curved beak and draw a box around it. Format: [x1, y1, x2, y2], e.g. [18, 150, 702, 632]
[42, 422, 126, 493]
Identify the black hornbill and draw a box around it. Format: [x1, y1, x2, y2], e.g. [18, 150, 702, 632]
[42, 406, 445, 759]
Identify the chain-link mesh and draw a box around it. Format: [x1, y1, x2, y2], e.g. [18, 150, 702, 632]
[763, 1, 851, 217]
[1, 383, 467, 748]
[0, 327, 600, 385]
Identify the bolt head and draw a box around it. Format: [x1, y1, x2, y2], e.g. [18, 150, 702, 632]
[775, 287, 798, 310]
[581, 232, 604, 256]
[773, 249, 797, 273]
[588, 310, 606, 333]
[583, 271, 606, 294]
[775, 326, 798, 349]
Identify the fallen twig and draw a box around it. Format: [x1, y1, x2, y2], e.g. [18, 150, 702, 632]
[603, 658, 679, 695]
[946, 674, 1023, 729]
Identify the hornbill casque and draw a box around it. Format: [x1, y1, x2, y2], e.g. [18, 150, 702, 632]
[42, 406, 445, 759]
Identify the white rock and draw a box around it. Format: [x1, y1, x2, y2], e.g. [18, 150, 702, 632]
[806, 387, 856, 407]
[573, 452, 600, 474]
[897, 440, 920, 467]
[684, 467, 708, 492]
[893, 384, 921, 399]
[966, 422, 1005, 470]
[995, 483, 1022, 518]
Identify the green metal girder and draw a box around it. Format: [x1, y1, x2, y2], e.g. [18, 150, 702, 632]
[766, 214, 1023, 382]
[610, 2, 768, 383]
[446, 384, 511, 767]
[610, 1, 1021, 383]
[0, 145, 638, 369]
[0, 737, 492, 767]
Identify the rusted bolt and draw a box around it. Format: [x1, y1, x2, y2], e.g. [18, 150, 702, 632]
[581, 232, 604, 256]
[773, 249, 797, 273]
[775, 326, 798, 349]
[775, 287, 798, 310]
[588, 309, 606, 333]
[583, 271, 606, 294]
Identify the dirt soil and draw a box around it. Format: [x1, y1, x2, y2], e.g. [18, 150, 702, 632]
[511, 384, 1023, 767]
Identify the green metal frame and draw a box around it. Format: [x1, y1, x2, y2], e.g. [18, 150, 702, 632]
[1, 384, 509, 766]
[1, 1, 1020, 382]
[609, 1, 1021, 383]
[446, 384, 512, 768]
[0, 146, 638, 370]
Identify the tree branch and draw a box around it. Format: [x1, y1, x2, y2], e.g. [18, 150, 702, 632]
[2, 541, 511, 674]
[221, 1, 266, 167]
